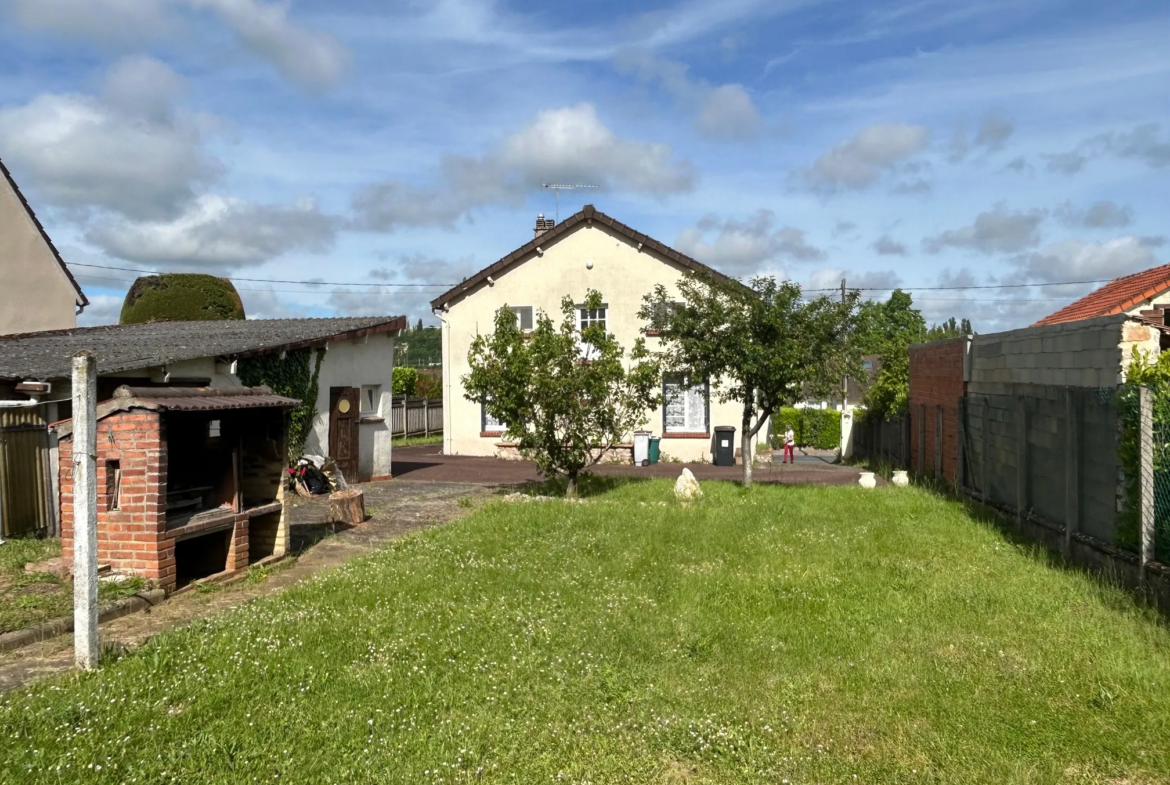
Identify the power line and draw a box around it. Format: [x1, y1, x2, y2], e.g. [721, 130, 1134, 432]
[68, 262, 455, 288]
[805, 278, 1110, 293]
[73, 273, 447, 295]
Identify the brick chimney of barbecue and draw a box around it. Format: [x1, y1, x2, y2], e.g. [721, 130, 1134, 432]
[534, 213, 555, 238]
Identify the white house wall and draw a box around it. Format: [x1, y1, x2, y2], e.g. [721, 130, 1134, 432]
[439, 221, 767, 463]
[304, 333, 397, 480]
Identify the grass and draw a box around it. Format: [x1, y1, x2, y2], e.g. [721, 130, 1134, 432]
[0, 538, 147, 635]
[392, 434, 443, 448]
[1, 482, 1168, 783]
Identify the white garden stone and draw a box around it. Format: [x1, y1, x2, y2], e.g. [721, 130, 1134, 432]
[674, 468, 703, 502]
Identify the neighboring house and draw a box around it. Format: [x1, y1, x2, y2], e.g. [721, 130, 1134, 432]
[430, 205, 768, 463]
[0, 158, 88, 335]
[1035, 261, 1170, 346]
[0, 317, 404, 537]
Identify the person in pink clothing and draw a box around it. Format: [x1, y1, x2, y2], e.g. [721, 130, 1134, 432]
[783, 425, 795, 464]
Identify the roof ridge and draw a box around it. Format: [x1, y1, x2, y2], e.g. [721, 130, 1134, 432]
[1034, 261, 1170, 326]
[429, 204, 743, 310]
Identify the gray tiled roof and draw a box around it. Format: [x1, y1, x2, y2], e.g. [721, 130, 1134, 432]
[0, 317, 405, 381]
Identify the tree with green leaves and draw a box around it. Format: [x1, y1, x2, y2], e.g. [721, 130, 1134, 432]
[464, 290, 662, 497]
[643, 273, 861, 487]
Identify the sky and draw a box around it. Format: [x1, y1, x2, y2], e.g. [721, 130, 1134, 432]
[1, 0, 1167, 333]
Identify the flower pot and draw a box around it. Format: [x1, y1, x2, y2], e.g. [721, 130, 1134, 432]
[891, 470, 909, 487]
[858, 471, 877, 489]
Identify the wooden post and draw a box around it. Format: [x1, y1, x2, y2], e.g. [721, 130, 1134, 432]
[1016, 397, 1027, 526]
[1064, 389, 1079, 556]
[935, 404, 943, 480]
[981, 399, 989, 505]
[1140, 386, 1155, 580]
[423, 398, 429, 437]
[917, 404, 926, 478]
[71, 351, 99, 670]
[956, 397, 966, 491]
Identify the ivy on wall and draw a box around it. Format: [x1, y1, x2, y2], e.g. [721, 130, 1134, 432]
[1117, 348, 1170, 561]
[237, 347, 325, 462]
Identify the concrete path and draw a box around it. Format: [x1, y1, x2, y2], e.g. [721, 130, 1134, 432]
[0, 479, 488, 694]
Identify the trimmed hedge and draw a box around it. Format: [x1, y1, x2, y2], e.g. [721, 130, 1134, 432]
[392, 367, 418, 397]
[120, 274, 245, 324]
[771, 407, 841, 450]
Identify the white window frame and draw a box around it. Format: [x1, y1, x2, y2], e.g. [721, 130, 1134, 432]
[662, 375, 709, 434]
[509, 306, 534, 332]
[578, 305, 607, 333]
[482, 403, 505, 435]
[360, 385, 381, 416]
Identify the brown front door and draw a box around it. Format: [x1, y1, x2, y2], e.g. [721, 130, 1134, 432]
[328, 387, 360, 483]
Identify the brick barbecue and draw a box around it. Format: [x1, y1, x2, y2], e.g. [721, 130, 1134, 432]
[55, 386, 298, 593]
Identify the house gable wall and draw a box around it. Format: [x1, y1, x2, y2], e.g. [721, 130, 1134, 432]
[0, 173, 80, 335]
[440, 221, 759, 462]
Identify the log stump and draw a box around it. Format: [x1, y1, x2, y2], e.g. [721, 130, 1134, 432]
[328, 488, 365, 525]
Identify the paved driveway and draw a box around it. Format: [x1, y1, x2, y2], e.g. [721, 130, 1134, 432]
[391, 443, 866, 486]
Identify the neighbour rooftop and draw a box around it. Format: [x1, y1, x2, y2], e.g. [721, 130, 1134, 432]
[0, 316, 406, 381]
[1034, 262, 1170, 326]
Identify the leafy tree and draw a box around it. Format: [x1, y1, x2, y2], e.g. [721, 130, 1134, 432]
[926, 316, 974, 341]
[464, 290, 661, 497]
[397, 326, 442, 367]
[643, 274, 860, 487]
[120, 274, 244, 324]
[392, 367, 418, 397]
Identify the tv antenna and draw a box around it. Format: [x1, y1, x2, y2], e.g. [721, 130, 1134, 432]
[541, 183, 598, 222]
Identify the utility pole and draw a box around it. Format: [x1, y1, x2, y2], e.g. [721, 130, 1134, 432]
[841, 278, 848, 409]
[72, 351, 99, 670]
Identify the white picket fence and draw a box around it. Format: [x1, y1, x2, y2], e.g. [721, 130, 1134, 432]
[389, 397, 443, 437]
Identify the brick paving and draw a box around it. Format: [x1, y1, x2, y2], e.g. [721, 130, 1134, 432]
[391, 443, 866, 486]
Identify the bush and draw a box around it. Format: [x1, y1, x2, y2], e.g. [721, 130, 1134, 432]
[392, 367, 418, 397]
[120, 274, 245, 324]
[770, 407, 841, 450]
[414, 372, 442, 399]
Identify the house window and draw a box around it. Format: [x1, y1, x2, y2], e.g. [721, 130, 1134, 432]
[208, 419, 221, 439]
[579, 305, 607, 332]
[648, 301, 681, 331]
[663, 376, 709, 434]
[482, 404, 505, 435]
[509, 306, 534, 332]
[361, 385, 381, 415]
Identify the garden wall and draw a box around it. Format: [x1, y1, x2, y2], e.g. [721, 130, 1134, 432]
[908, 337, 969, 484]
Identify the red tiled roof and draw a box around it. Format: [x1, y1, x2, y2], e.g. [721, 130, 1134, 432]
[1033, 262, 1170, 326]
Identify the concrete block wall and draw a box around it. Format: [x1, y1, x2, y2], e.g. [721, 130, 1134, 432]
[908, 337, 968, 484]
[969, 315, 1158, 394]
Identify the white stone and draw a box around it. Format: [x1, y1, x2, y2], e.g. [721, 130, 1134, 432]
[891, 470, 909, 487]
[858, 471, 877, 489]
[674, 468, 703, 502]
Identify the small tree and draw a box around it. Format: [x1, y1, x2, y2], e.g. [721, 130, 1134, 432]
[464, 290, 661, 497]
[643, 274, 860, 487]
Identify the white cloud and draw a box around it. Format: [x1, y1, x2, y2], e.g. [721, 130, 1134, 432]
[86, 195, 337, 268]
[1, 0, 348, 90]
[805, 267, 902, 294]
[1056, 200, 1133, 229]
[923, 204, 1046, 255]
[872, 235, 908, 256]
[949, 112, 1014, 162]
[674, 210, 824, 275]
[188, 0, 350, 90]
[76, 294, 127, 327]
[800, 123, 930, 192]
[0, 0, 172, 42]
[0, 56, 216, 219]
[352, 104, 695, 230]
[615, 51, 761, 142]
[1043, 122, 1170, 176]
[1010, 236, 1159, 283]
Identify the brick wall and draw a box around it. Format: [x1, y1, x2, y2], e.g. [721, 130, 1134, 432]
[59, 410, 176, 592]
[908, 337, 968, 484]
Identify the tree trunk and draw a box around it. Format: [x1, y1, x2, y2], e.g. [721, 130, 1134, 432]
[328, 488, 366, 525]
[565, 473, 579, 498]
[741, 399, 754, 488]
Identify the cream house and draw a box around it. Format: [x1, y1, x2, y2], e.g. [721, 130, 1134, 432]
[431, 205, 767, 463]
[0, 158, 87, 335]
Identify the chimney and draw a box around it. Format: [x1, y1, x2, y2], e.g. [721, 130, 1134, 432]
[534, 213, 555, 238]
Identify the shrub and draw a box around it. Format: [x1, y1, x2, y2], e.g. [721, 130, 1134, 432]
[414, 372, 442, 399]
[392, 367, 418, 397]
[770, 407, 841, 450]
[237, 348, 324, 463]
[120, 274, 245, 324]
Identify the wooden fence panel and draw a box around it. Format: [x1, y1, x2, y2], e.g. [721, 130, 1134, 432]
[389, 398, 443, 438]
[0, 408, 53, 537]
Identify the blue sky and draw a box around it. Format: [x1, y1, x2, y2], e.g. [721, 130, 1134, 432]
[1, 0, 1167, 331]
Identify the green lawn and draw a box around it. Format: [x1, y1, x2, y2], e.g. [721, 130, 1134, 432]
[392, 433, 443, 448]
[1, 481, 1168, 783]
[0, 538, 146, 635]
